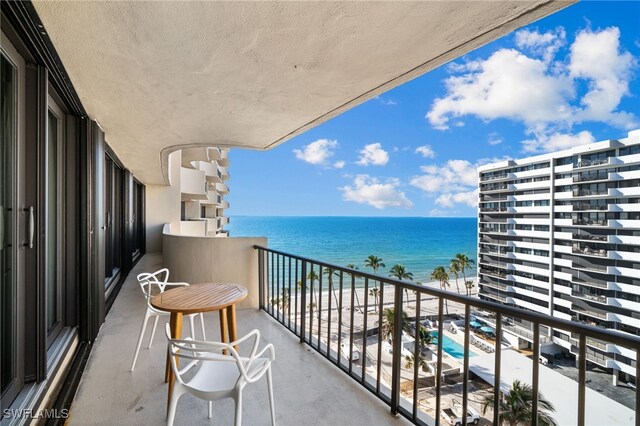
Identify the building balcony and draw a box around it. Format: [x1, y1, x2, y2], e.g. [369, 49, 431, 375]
[570, 275, 612, 290]
[572, 218, 607, 227]
[572, 232, 607, 242]
[572, 203, 608, 212]
[66, 245, 640, 426]
[572, 173, 609, 183]
[572, 246, 609, 258]
[571, 289, 608, 305]
[71, 254, 402, 425]
[572, 157, 619, 169]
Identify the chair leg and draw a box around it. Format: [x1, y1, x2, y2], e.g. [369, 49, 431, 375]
[234, 390, 243, 426]
[148, 315, 160, 349]
[131, 312, 150, 372]
[200, 313, 206, 340]
[208, 401, 213, 419]
[188, 315, 196, 339]
[267, 367, 276, 426]
[166, 388, 182, 426]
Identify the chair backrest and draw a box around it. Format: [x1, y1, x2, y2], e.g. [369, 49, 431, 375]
[165, 325, 273, 387]
[137, 268, 171, 301]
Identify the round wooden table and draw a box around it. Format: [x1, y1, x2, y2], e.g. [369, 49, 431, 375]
[151, 282, 248, 412]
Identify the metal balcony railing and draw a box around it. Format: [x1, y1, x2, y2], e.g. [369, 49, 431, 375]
[574, 158, 610, 168]
[254, 246, 640, 426]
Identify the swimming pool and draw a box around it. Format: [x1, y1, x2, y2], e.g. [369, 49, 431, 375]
[429, 332, 477, 359]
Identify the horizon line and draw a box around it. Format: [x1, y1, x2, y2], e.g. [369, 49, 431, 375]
[228, 215, 478, 219]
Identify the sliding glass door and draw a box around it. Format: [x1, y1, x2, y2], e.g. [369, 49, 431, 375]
[1, 31, 25, 410]
[46, 98, 64, 345]
[104, 155, 123, 290]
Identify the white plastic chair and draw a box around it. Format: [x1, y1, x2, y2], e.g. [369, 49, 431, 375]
[165, 325, 276, 426]
[130, 268, 206, 371]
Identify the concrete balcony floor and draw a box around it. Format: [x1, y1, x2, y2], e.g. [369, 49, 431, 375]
[69, 253, 409, 425]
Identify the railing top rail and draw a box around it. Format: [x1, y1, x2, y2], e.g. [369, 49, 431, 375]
[254, 245, 640, 349]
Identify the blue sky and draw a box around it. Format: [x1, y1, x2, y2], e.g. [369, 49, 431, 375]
[228, 1, 640, 218]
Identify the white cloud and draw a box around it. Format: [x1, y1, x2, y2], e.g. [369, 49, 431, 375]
[435, 190, 479, 208]
[427, 27, 638, 149]
[426, 49, 573, 130]
[569, 27, 638, 129]
[293, 139, 338, 165]
[522, 130, 596, 153]
[340, 175, 412, 209]
[515, 27, 566, 63]
[415, 145, 436, 158]
[488, 133, 503, 145]
[410, 159, 482, 209]
[356, 143, 389, 166]
[411, 159, 478, 193]
[333, 160, 346, 169]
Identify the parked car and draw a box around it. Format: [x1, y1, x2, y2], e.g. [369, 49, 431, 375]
[539, 354, 549, 365]
[442, 400, 480, 426]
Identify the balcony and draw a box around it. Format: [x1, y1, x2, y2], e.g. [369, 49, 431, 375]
[572, 218, 607, 226]
[66, 247, 640, 426]
[572, 246, 609, 258]
[69, 253, 406, 425]
[573, 157, 615, 169]
[572, 203, 608, 211]
[572, 232, 608, 242]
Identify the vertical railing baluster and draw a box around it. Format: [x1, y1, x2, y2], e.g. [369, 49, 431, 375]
[349, 274, 356, 376]
[412, 295, 421, 421]
[578, 334, 586, 426]
[493, 312, 502, 426]
[327, 268, 333, 360]
[276, 254, 280, 322]
[317, 266, 323, 352]
[258, 248, 264, 310]
[376, 281, 384, 395]
[270, 251, 274, 316]
[337, 271, 344, 367]
[390, 285, 403, 416]
[281, 253, 286, 323]
[287, 256, 292, 328]
[635, 350, 639, 426]
[300, 261, 307, 344]
[462, 304, 470, 426]
[294, 259, 299, 335]
[532, 322, 540, 426]
[435, 298, 443, 426]
[361, 278, 369, 384]
[309, 264, 315, 347]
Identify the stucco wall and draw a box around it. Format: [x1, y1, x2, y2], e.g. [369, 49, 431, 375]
[146, 151, 181, 252]
[162, 223, 267, 308]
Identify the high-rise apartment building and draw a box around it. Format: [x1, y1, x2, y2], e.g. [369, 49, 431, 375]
[478, 130, 640, 384]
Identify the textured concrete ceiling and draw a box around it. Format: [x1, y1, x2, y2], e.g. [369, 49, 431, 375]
[33, 1, 573, 184]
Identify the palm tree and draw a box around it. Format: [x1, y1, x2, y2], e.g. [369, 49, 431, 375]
[454, 253, 475, 296]
[404, 352, 427, 371]
[322, 267, 340, 310]
[465, 279, 475, 296]
[449, 259, 462, 294]
[369, 287, 380, 312]
[482, 379, 557, 426]
[389, 264, 414, 307]
[364, 255, 385, 290]
[380, 307, 410, 342]
[417, 326, 434, 348]
[430, 266, 450, 314]
[297, 269, 319, 314]
[345, 264, 363, 312]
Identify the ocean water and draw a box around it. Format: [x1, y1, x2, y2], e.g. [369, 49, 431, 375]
[227, 216, 478, 282]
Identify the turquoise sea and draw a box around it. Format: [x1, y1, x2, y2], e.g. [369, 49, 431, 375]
[227, 216, 478, 282]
